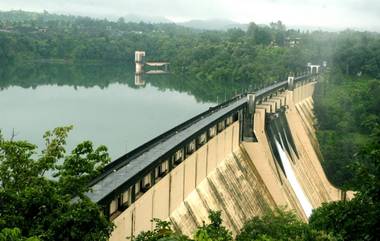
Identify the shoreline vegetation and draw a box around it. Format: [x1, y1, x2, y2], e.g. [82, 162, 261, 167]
[22, 58, 115, 64]
[27, 58, 73, 64]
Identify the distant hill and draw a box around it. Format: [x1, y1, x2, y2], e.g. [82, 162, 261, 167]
[0, 10, 247, 31]
[122, 14, 172, 24]
[177, 19, 248, 31]
[0, 10, 173, 25]
[0, 10, 77, 22]
[287, 24, 347, 32]
[0, 10, 40, 22]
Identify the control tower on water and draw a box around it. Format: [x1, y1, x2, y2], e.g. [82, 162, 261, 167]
[135, 51, 146, 86]
[135, 51, 146, 75]
[134, 51, 170, 86]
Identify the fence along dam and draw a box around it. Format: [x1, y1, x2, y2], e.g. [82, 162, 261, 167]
[86, 66, 347, 240]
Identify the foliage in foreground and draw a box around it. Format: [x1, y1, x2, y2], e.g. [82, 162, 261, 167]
[134, 219, 191, 241]
[134, 209, 337, 241]
[134, 211, 232, 241]
[0, 126, 114, 241]
[236, 209, 337, 241]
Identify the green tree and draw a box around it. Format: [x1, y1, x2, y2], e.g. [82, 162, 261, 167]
[134, 211, 232, 241]
[236, 208, 338, 241]
[194, 211, 232, 241]
[0, 228, 40, 241]
[0, 126, 113, 241]
[134, 219, 191, 241]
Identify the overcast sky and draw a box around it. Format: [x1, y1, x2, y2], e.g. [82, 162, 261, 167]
[0, 0, 379, 31]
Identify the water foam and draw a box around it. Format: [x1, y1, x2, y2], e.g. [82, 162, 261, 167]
[275, 139, 313, 217]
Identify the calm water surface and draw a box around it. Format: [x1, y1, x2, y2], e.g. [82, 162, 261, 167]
[0, 63, 217, 159]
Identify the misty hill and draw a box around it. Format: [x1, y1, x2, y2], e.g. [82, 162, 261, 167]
[0, 10, 77, 22]
[0, 10, 40, 21]
[122, 14, 172, 24]
[0, 10, 173, 25]
[0, 10, 245, 31]
[177, 19, 248, 31]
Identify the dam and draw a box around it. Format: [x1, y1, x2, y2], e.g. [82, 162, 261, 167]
[86, 68, 345, 240]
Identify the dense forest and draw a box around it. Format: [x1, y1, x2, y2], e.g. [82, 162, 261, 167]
[0, 10, 330, 87]
[1, 10, 380, 241]
[313, 33, 380, 188]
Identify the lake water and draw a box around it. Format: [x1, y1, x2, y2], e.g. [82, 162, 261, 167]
[0, 63, 246, 159]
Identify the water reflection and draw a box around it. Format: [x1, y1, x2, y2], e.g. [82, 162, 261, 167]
[134, 73, 145, 86]
[0, 62, 251, 103]
[0, 62, 252, 159]
[135, 71, 170, 87]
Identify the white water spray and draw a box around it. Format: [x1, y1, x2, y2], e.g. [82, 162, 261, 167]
[275, 139, 313, 217]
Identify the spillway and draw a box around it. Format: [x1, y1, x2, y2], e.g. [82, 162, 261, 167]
[275, 139, 313, 217]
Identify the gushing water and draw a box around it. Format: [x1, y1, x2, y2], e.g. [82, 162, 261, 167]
[275, 139, 313, 217]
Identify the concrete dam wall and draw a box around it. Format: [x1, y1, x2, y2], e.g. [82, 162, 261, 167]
[108, 80, 343, 240]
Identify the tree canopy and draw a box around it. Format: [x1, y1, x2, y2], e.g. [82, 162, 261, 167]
[0, 126, 113, 241]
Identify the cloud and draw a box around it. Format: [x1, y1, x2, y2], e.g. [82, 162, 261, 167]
[0, 0, 379, 31]
[221, 0, 380, 31]
[0, 0, 226, 19]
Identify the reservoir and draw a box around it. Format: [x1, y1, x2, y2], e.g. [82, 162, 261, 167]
[0, 63, 224, 159]
[0, 65, 214, 159]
